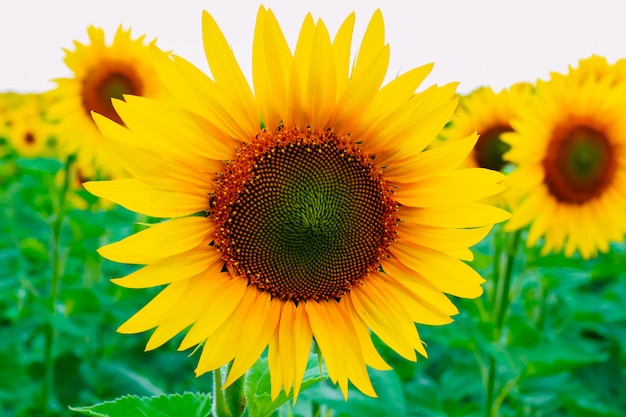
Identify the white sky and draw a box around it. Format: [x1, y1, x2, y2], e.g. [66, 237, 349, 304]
[1, 0, 626, 94]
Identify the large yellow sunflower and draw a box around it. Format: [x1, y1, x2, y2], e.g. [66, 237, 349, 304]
[503, 61, 626, 259]
[85, 8, 509, 399]
[441, 83, 533, 172]
[52, 26, 170, 179]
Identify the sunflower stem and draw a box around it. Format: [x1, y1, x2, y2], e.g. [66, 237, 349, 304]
[490, 225, 504, 315]
[42, 154, 75, 416]
[495, 229, 521, 332]
[212, 363, 246, 417]
[485, 228, 521, 417]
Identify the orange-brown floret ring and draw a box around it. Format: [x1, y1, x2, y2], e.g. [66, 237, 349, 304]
[542, 123, 616, 204]
[81, 61, 143, 124]
[211, 126, 398, 303]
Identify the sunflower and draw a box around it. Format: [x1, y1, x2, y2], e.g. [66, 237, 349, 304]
[563, 54, 626, 85]
[85, 7, 509, 399]
[503, 61, 626, 259]
[51, 25, 170, 179]
[0, 93, 56, 158]
[441, 83, 533, 172]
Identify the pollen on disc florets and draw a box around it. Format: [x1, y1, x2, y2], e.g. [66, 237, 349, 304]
[210, 126, 398, 303]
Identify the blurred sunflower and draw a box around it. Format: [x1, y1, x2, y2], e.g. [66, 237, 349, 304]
[0, 93, 56, 158]
[85, 8, 509, 400]
[52, 26, 170, 179]
[564, 54, 626, 85]
[441, 83, 533, 172]
[504, 61, 626, 259]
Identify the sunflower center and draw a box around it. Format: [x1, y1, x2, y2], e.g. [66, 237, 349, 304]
[211, 127, 397, 302]
[474, 125, 512, 171]
[543, 124, 615, 204]
[24, 132, 35, 145]
[82, 62, 143, 124]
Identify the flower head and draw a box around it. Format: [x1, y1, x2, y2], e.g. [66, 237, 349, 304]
[441, 83, 533, 172]
[86, 7, 509, 400]
[504, 58, 626, 259]
[51, 26, 170, 178]
[0, 92, 56, 158]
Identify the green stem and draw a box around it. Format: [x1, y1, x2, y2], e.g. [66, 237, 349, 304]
[212, 363, 246, 417]
[484, 357, 496, 417]
[43, 155, 75, 416]
[490, 225, 504, 313]
[495, 230, 521, 332]
[484, 229, 522, 417]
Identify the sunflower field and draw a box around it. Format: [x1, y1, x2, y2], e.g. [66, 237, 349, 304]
[2, 6, 626, 417]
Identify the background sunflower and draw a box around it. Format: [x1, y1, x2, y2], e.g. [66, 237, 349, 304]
[50, 26, 170, 180]
[503, 58, 626, 259]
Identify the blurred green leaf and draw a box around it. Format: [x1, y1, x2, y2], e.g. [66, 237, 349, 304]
[61, 288, 101, 315]
[70, 392, 212, 417]
[15, 157, 63, 174]
[519, 339, 609, 377]
[84, 359, 165, 399]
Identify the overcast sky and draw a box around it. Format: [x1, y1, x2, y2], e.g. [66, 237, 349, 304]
[2, 0, 625, 94]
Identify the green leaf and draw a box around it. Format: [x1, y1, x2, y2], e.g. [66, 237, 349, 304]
[15, 157, 63, 174]
[70, 392, 212, 417]
[519, 339, 609, 377]
[84, 359, 166, 398]
[244, 356, 325, 417]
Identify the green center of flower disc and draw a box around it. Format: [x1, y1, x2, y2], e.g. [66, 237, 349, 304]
[212, 128, 397, 302]
[543, 124, 615, 204]
[82, 63, 142, 124]
[474, 125, 512, 171]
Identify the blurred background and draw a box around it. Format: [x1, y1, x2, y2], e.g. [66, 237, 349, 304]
[2, 0, 626, 93]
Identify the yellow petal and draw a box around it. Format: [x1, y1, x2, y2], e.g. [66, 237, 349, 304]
[98, 217, 214, 264]
[202, 10, 259, 135]
[252, 7, 292, 130]
[144, 272, 221, 350]
[224, 293, 282, 387]
[305, 19, 336, 130]
[151, 48, 251, 141]
[178, 274, 248, 351]
[399, 204, 511, 228]
[383, 133, 478, 183]
[394, 169, 506, 208]
[341, 296, 390, 371]
[117, 279, 190, 334]
[111, 248, 220, 289]
[331, 12, 355, 97]
[352, 9, 385, 82]
[291, 303, 313, 401]
[369, 271, 452, 326]
[396, 224, 492, 256]
[84, 179, 209, 218]
[194, 286, 257, 376]
[287, 13, 315, 128]
[351, 280, 422, 362]
[381, 258, 459, 317]
[391, 241, 485, 298]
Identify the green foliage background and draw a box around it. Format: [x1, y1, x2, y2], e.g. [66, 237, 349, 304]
[1, 152, 625, 416]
